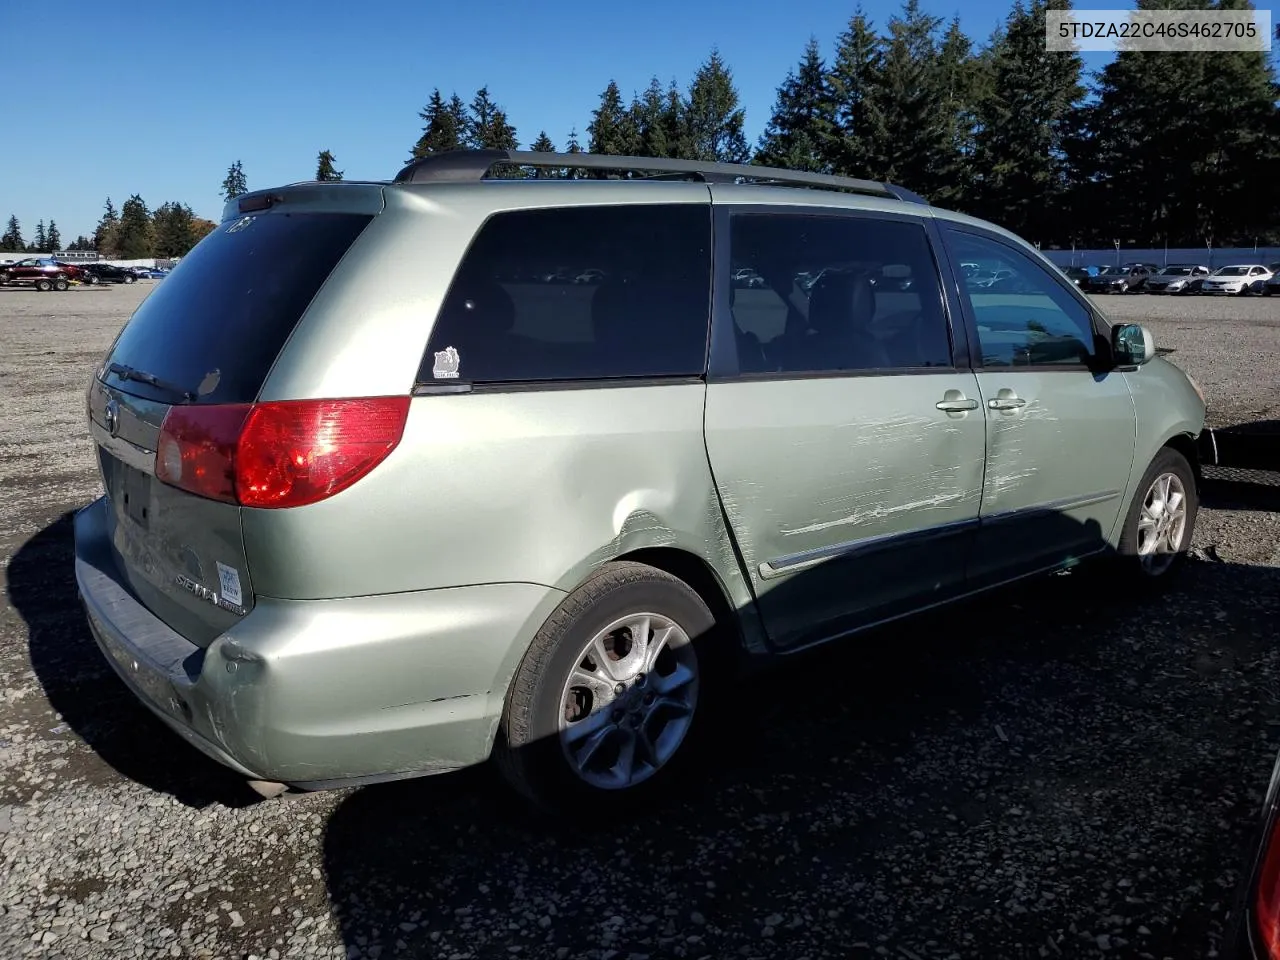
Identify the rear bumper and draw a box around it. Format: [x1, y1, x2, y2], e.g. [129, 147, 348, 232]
[73, 496, 564, 789]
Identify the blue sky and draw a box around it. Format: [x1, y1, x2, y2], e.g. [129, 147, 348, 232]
[0, 0, 1114, 243]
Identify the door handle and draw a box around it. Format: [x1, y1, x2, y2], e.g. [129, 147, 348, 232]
[988, 396, 1027, 410]
[936, 398, 979, 412]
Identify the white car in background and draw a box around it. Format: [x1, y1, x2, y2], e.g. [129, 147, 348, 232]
[1200, 264, 1273, 296]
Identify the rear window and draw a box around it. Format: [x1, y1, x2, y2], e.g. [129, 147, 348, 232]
[102, 211, 373, 405]
[419, 204, 711, 384]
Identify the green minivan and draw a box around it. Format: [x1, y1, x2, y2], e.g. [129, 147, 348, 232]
[74, 149, 1208, 811]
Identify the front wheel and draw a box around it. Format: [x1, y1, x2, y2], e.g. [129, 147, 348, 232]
[123, 275, 135, 284]
[495, 561, 716, 815]
[1115, 447, 1199, 585]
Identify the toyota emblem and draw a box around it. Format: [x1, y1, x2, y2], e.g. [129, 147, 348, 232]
[104, 397, 120, 438]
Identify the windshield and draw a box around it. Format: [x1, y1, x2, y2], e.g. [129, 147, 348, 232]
[1097, 267, 1122, 275]
[1160, 267, 1193, 276]
[1214, 266, 1248, 276]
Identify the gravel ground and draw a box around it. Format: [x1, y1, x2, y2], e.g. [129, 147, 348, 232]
[0, 284, 1278, 960]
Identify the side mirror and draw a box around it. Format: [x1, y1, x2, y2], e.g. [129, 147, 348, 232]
[1112, 322, 1156, 366]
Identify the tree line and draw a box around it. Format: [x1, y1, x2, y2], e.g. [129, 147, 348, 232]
[403, 0, 1279, 247]
[2, 200, 219, 259]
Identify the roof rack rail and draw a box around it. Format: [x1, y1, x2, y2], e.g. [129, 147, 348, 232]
[391, 149, 927, 204]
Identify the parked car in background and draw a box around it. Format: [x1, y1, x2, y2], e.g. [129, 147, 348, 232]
[1057, 265, 1090, 287]
[0, 257, 83, 290]
[72, 148, 1209, 813]
[1252, 263, 1280, 295]
[1144, 264, 1211, 295]
[81, 263, 139, 285]
[1262, 266, 1280, 297]
[1201, 264, 1273, 296]
[1081, 264, 1151, 294]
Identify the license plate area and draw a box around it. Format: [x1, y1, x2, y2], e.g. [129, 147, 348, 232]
[120, 463, 152, 529]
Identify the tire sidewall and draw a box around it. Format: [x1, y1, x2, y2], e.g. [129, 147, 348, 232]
[513, 571, 717, 813]
[1118, 447, 1199, 582]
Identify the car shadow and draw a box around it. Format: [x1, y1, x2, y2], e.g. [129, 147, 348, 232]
[6, 510, 258, 808]
[321, 529, 1280, 959]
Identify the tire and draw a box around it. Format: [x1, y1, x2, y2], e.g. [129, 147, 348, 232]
[1114, 447, 1199, 587]
[123, 275, 135, 284]
[34, 278, 52, 292]
[52, 276, 69, 291]
[85, 274, 99, 285]
[495, 561, 721, 816]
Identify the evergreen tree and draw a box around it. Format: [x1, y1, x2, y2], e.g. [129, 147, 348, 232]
[862, 0, 955, 200]
[220, 161, 248, 200]
[466, 87, 518, 151]
[969, 0, 1083, 241]
[152, 202, 199, 258]
[588, 80, 640, 155]
[410, 89, 464, 160]
[684, 50, 750, 163]
[46, 220, 61, 251]
[32, 220, 47, 251]
[754, 37, 836, 172]
[315, 149, 343, 181]
[116, 195, 154, 258]
[1, 215, 22, 252]
[662, 79, 688, 159]
[530, 131, 556, 151]
[827, 9, 887, 175]
[94, 198, 119, 254]
[932, 16, 982, 208]
[565, 128, 583, 153]
[634, 77, 671, 158]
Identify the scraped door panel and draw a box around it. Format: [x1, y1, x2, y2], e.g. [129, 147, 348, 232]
[704, 375, 987, 648]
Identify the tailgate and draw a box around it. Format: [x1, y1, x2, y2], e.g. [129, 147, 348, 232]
[88, 378, 252, 646]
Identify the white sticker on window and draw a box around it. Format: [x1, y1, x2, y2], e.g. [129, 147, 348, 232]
[216, 561, 243, 608]
[432, 345, 460, 379]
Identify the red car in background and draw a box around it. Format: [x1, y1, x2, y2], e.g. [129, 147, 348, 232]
[0, 257, 86, 290]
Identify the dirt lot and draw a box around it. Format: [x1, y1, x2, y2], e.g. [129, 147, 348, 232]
[1, 283, 1278, 960]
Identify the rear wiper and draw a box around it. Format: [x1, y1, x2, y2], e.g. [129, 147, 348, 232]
[106, 363, 196, 403]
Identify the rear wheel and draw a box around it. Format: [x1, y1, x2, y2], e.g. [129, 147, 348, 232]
[34, 278, 52, 292]
[1115, 447, 1198, 586]
[496, 561, 717, 816]
[52, 276, 69, 291]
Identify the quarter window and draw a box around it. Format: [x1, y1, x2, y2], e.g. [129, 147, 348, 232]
[949, 231, 1099, 367]
[420, 204, 711, 384]
[726, 213, 952, 375]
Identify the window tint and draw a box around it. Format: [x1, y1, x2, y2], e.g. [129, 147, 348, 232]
[949, 231, 1098, 367]
[103, 212, 374, 405]
[420, 204, 711, 384]
[726, 213, 951, 375]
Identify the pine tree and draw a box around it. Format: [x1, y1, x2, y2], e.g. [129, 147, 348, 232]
[932, 16, 981, 209]
[662, 80, 688, 159]
[969, 0, 1083, 241]
[684, 50, 750, 163]
[565, 128, 583, 153]
[315, 149, 344, 181]
[410, 89, 464, 160]
[220, 160, 248, 201]
[530, 131, 556, 151]
[152, 202, 198, 257]
[862, 0, 954, 200]
[32, 220, 47, 252]
[754, 37, 836, 172]
[633, 77, 671, 158]
[827, 9, 887, 176]
[1, 215, 22, 252]
[46, 220, 61, 252]
[116, 195, 154, 258]
[94, 198, 119, 253]
[588, 80, 640, 155]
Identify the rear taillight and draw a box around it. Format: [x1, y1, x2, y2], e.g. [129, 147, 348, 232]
[155, 397, 410, 508]
[1255, 814, 1280, 955]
